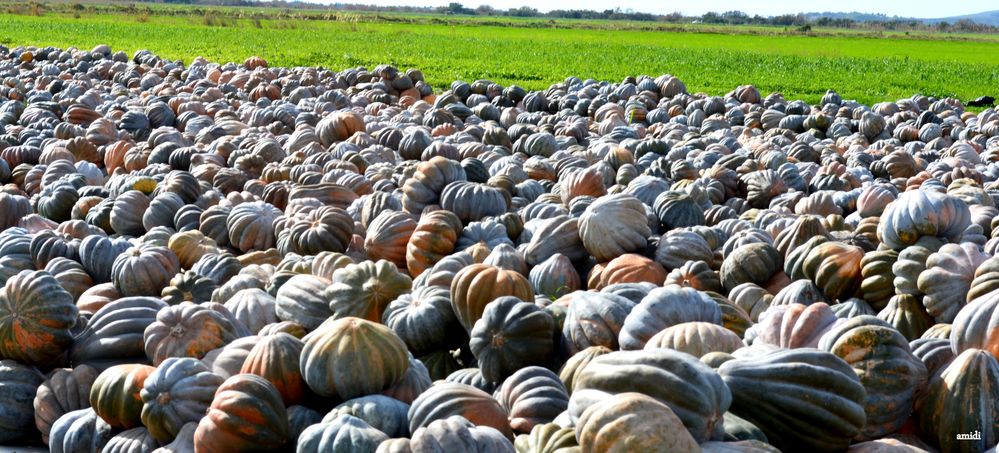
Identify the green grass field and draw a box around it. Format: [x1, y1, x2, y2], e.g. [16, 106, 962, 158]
[2, 3, 998, 105]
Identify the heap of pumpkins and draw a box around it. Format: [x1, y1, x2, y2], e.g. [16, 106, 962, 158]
[0, 43, 997, 453]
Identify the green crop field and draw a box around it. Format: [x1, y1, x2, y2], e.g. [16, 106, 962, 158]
[2, 2, 998, 105]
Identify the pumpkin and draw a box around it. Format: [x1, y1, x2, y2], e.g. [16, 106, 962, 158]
[619, 285, 722, 350]
[950, 289, 999, 360]
[915, 349, 999, 453]
[918, 242, 989, 323]
[494, 366, 568, 435]
[109, 190, 150, 236]
[513, 423, 578, 453]
[155, 422, 198, 452]
[364, 211, 417, 271]
[770, 279, 831, 307]
[664, 260, 721, 293]
[450, 263, 533, 333]
[408, 382, 513, 440]
[407, 415, 514, 452]
[161, 270, 218, 305]
[570, 348, 731, 443]
[802, 241, 864, 301]
[167, 230, 217, 269]
[201, 336, 261, 380]
[91, 364, 156, 429]
[328, 394, 410, 438]
[440, 181, 510, 223]
[406, 210, 463, 277]
[301, 317, 409, 399]
[718, 348, 866, 452]
[645, 321, 743, 357]
[70, 296, 167, 369]
[223, 288, 278, 335]
[317, 111, 365, 147]
[818, 316, 928, 440]
[239, 333, 306, 406]
[297, 414, 389, 453]
[558, 345, 611, 395]
[859, 249, 899, 310]
[653, 190, 706, 230]
[729, 283, 773, 322]
[281, 206, 353, 255]
[910, 338, 955, 379]
[382, 355, 432, 405]
[275, 274, 333, 331]
[418, 349, 464, 381]
[103, 427, 158, 453]
[892, 237, 944, 297]
[193, 374, 290, 453]
[327, 260, 413, 322]
[576, 392, 698, 453]
[383, 285, 462, 355]
[559, 166, 606, 205]
[877, 294, 934, 341]
[587, 253, 666, 290]
[720, 243, 782, 292]
[529, 254, 581, 299]
[577, 193, 650, 262]
[877, 190, 970, 250]
[226, 201, 282, 252]
[746, 302, 840, 349]
[773, 215, 830, 258]
[470, 296, 554, 383]
[144, 302, 241, 365]
[34, 364, 98, 444]
[0, 193, 32, 231]
[191, 252, 243, 286]
[113, 246, 181, 297]
[402, 157, 467, 214]
[483, 243, 528, 275]
[741, 169, 787, 209]
[561, 291, 636, 354]
[140, 357, 224, 442]
[49, 408, 113, 453]
[522, 215, 587, 265]
[655, 230, 716, 272]
[0, 359, 45, 443]
[286, 406, 322, 445]
[0, 269, 78, 366]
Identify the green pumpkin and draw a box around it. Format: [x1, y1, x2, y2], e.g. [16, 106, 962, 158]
[0, 360, 45, 443]
[301, 317, 409, 400]
[495, 366, 568, 435]
[0, 269, 78, 367]
[916, 349, 999, 453]
[470, 297, 554, 383]
[140, 357, 223, 442]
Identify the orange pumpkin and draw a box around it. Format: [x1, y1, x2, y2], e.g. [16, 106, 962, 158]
[587, 254, 666, 290]
[450, 263, 533, 332]
[406, 210, 463, 277]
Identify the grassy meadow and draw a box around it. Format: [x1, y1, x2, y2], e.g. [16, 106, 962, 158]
[1, 2, 998, 105]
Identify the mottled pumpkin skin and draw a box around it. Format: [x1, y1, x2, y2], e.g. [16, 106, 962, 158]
[560, 291, 636, 355]
[558, 345, 611, 395]
[194, 374, 290, 453]
[514, 422, 578, 453]
[0, 359, 45, 443]
[408, 382, 513, 440]
[951, 288, 999, 361]
[577, 193, 650, 262]
[916, 349, 999, 453]
[406, 210, 463, 278]
[646, 321, 743, 358]
[240, 333, 306, 406]
[140, 357, 224, 442]
[300, 317, 409, 400]
[576, 392, 699, 453]
[327, 259, 412, 322]
[450, 263, 533, 333]
[0, 269, 78, 367]
[587, 254, 666, 290]
[144, 302, 241, 365]
[365, 211, 418, 272]
[802, 241, 865, 301]
[718, 348, 867, 452]
[90, 364, 156, 429]
[112, 245, 181, 297]
[818, 316, 928, 440]
[619, 285, 722, 350]
[747, 302, 841, 349]
[877, 190, 970, 250]
[49, 407, 114, 453]
[408, 414, 514, 452]
[570, 349, 731, 443]
[495, 366, 568, 435]
[297, 413, 389, 453]
[34, 364, 99, 444]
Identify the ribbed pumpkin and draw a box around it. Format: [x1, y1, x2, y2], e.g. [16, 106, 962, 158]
[619, 285, 722, 350]
[168, 230, 218, 270]
[915, 349, 999, 453]
[655, 230, 716, 272]
[877, 190, 970, 250]
[382, 285, 461, 355]
[664, 260, 722, 293]
[569, 348, 731, 443]
[226, 201, 282, 252]
[401, 157, 467, 215]
[140, 357, 224, 442]
[469, 297, 554, 383]
[364, 211, 417, 271]
[747, 302, 840, 349]
[297, 414, 389, 453]
[440, 181, 510, 223]
[408, 382, 513, 440]
[407, 414, 514, 451]
[587, 253, 666, 290]
[223, 288, 278, 335]
[877, 294, 934, 341]
[720, 243, 783, 292]
[577, 193, 650, 262]
[522, 215, 587, 265]
[802, 241, 864, 301]
[645, 321, 743, 358]
[859, 249, 899, 310]
[529, 254, 581, 299]
[576, 392, 698, 453]
[193, 374, 290, 453]
[918, 242, 990, 323]
[34, 364, 98, 444]
[406, 210, 463, 277]
[514, 423, 578, 453]
[327, 394, 410, 438]
[109, 190, 150, 236]
[0, 269, 78, 367]
[239, 333, 306, 406]
[281, 206, 353, 255]
[90, 364, 156, 429]
[951, 289, 999, 360]
[301, 317, 409, 400]
[0, 359, 45, 443]
[559, 166, 606, 205]
[718, 348, 866, 452]
[818, 315, 928, 440]
[112, 246, 181, 297]
[143, 302, 241, 365]
[495, 366, 568, 435]
[561, 291, 636, 354]
[49, 408, 113, 453]
[327, 259, 412, 322]
[450, 263, 533, 333]
[274, 274, 334, 331]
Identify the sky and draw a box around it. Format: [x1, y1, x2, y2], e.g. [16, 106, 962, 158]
[324, 0, 996, 18]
